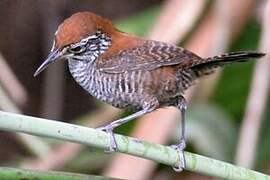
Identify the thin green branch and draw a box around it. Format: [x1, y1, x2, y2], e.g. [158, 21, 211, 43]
[0, 167, 109, 179]
[0, 84, 51, 157]
[0, 111, 269, 179]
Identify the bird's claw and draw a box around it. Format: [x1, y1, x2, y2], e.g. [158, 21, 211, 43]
[97, 124, 117, 153]
[170, 138, 186, 172]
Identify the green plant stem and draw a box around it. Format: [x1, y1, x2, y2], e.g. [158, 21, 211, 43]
[0, 111, 269, 179]
[0, 167, 109, 180]
[0, 85, 51, 157]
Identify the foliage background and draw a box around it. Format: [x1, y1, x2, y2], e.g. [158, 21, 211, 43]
[0, 0, 269, 179]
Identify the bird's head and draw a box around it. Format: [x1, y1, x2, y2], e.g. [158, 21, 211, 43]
[34, 12, 116, 76]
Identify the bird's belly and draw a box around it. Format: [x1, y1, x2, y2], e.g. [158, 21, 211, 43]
[90, 72, 146, 110]
[70, 65, 187, 110]
[67, 61, 138, 108]
[92, 70, 185, 109]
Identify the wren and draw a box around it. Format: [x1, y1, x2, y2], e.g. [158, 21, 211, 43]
[34, 12, 265, 171]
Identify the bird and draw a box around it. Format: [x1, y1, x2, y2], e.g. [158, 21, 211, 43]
[34, 11, 265, 171]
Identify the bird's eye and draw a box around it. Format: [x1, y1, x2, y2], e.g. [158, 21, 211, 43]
[68, 45, 85, 54]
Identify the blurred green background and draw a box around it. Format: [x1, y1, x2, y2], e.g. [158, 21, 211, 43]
[0, 0, 269, 179]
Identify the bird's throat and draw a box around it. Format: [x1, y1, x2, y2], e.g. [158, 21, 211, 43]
[68, 59, 96, 93]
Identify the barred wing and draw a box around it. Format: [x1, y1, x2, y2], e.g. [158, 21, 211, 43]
[96, 40, 203, 73]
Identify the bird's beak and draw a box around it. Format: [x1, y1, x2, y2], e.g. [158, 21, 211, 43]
[34, 49, 62, 77]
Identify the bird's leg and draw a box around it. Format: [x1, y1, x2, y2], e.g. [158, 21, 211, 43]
[171, 95, 187, 172]
[97, 100, 157, 153]
[97, 109, 148, 152]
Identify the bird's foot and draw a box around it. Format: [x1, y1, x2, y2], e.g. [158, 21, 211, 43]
[170, 138, 186, 172]
[97, 124, 117, 153]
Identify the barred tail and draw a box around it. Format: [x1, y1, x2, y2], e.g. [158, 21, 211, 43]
[205, 51, 265, 63]
[191, 51, 265, 76]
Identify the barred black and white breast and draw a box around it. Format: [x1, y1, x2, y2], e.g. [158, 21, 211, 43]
[68, 33, 264, 111]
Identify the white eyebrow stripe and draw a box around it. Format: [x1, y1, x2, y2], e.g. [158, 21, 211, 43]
[70, 34, 99, 47]
[82, 34, 98, 41]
